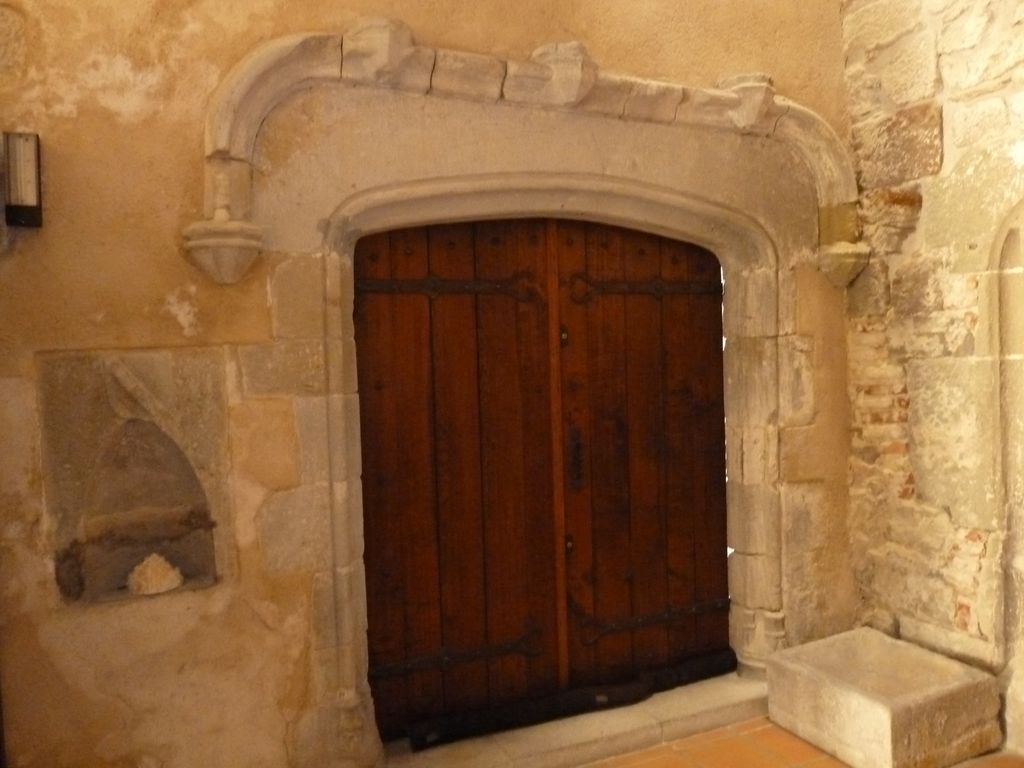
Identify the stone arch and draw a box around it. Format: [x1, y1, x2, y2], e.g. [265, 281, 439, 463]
[324, 173, 776, 271]
[319, 168, 783, 665]
[182, 17, 862, 763]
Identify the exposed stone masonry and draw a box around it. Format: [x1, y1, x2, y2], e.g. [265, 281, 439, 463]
[841, 0, 1024, 676]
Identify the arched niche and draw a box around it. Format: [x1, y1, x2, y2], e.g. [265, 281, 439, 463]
[182, 17, 863, 764]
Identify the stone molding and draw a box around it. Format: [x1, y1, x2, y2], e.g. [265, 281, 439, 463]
[324, 173, 776, 265]
[182, 16, 860, 285]
[316, 170, 824, 729]
[179, 18, 862, 764]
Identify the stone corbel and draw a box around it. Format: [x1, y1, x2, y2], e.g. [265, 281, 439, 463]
[182, 210, 263, 286]
[816, 202, 869, 288]
[819, 241, 871, 288]
[184, 33, 342, 284]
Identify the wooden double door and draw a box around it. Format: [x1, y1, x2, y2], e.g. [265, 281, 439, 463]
[354, 219, 730, 745]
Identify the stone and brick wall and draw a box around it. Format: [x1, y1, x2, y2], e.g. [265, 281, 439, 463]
[841, 0, 1024, 689]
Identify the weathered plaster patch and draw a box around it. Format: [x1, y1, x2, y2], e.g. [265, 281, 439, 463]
[0, 4, 27, 80]
[163, 284, 200, 338]
[31, 590, 304, 768]
[0, 378, 39, 501]
[78, 52, 165, 123]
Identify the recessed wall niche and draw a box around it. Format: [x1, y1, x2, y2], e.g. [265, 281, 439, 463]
[38, 350, 229, 602]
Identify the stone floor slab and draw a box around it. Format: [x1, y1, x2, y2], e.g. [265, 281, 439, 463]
[767, 627, 1001, 768]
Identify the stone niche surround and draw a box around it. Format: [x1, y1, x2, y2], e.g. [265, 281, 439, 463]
[179, 17, 866, 765]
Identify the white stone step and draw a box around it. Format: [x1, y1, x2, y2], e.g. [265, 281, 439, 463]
[766, 627, 1001, 768]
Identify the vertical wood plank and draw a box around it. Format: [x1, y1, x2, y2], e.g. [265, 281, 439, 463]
[556, 219, 598, 686]
[512, 220, 560, 697]
[355, 231, 408, 739]
[584, 222, 634, 681]
[546, 220, 570, 689]
[388, 226, 445, 725]
[475, 220, 532, 706]
[661, 237, 702, 663]
[427, 223, 489, 712]
[622, 228, 671, 670]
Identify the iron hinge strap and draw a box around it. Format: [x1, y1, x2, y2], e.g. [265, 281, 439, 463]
[571, 596, 731, 646]
[568, 273, 722, 303]
[368, 629, 541, 680]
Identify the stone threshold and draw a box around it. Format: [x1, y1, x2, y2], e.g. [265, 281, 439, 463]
[384, 672, 767, 768]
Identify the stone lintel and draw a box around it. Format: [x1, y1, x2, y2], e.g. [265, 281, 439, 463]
[767, 627, 1001, 768]
[188, 18, 858, 284]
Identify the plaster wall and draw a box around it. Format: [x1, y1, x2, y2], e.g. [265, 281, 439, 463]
[0, 3, 854, 767]
[0, 0, 849, 370]
[839, 0, 1024, 743]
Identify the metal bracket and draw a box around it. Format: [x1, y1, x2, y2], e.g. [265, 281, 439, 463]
[570, 596, 731, 646]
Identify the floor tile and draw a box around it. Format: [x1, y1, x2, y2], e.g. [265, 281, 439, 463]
[729, 716, 772, 735]
[742, 723, 828, 764]
[668, 725, 738, 750]
[598, 745, 680, 766]
[626, 753, 700, 768]
[963, 756, 1024, 767]
[677, 732, 791, 768]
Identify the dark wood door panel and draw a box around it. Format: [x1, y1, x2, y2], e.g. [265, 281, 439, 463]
[356, 221, 560, 740]
[558, 221, 728, 684]
[355, 218, 729, 744]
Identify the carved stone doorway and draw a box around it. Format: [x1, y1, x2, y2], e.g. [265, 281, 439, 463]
[181, 17, 862, 764]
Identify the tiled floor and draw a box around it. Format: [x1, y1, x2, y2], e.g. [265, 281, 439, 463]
[585, 717, 1024, 768]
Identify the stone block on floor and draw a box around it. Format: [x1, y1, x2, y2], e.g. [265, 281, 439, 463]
[766, 627, 1001, 768]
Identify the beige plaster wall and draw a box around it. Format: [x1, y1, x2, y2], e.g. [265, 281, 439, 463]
[840, 0, 1024, 742]
[0, 0, 849, 369]
[0, 2, 852, 766]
